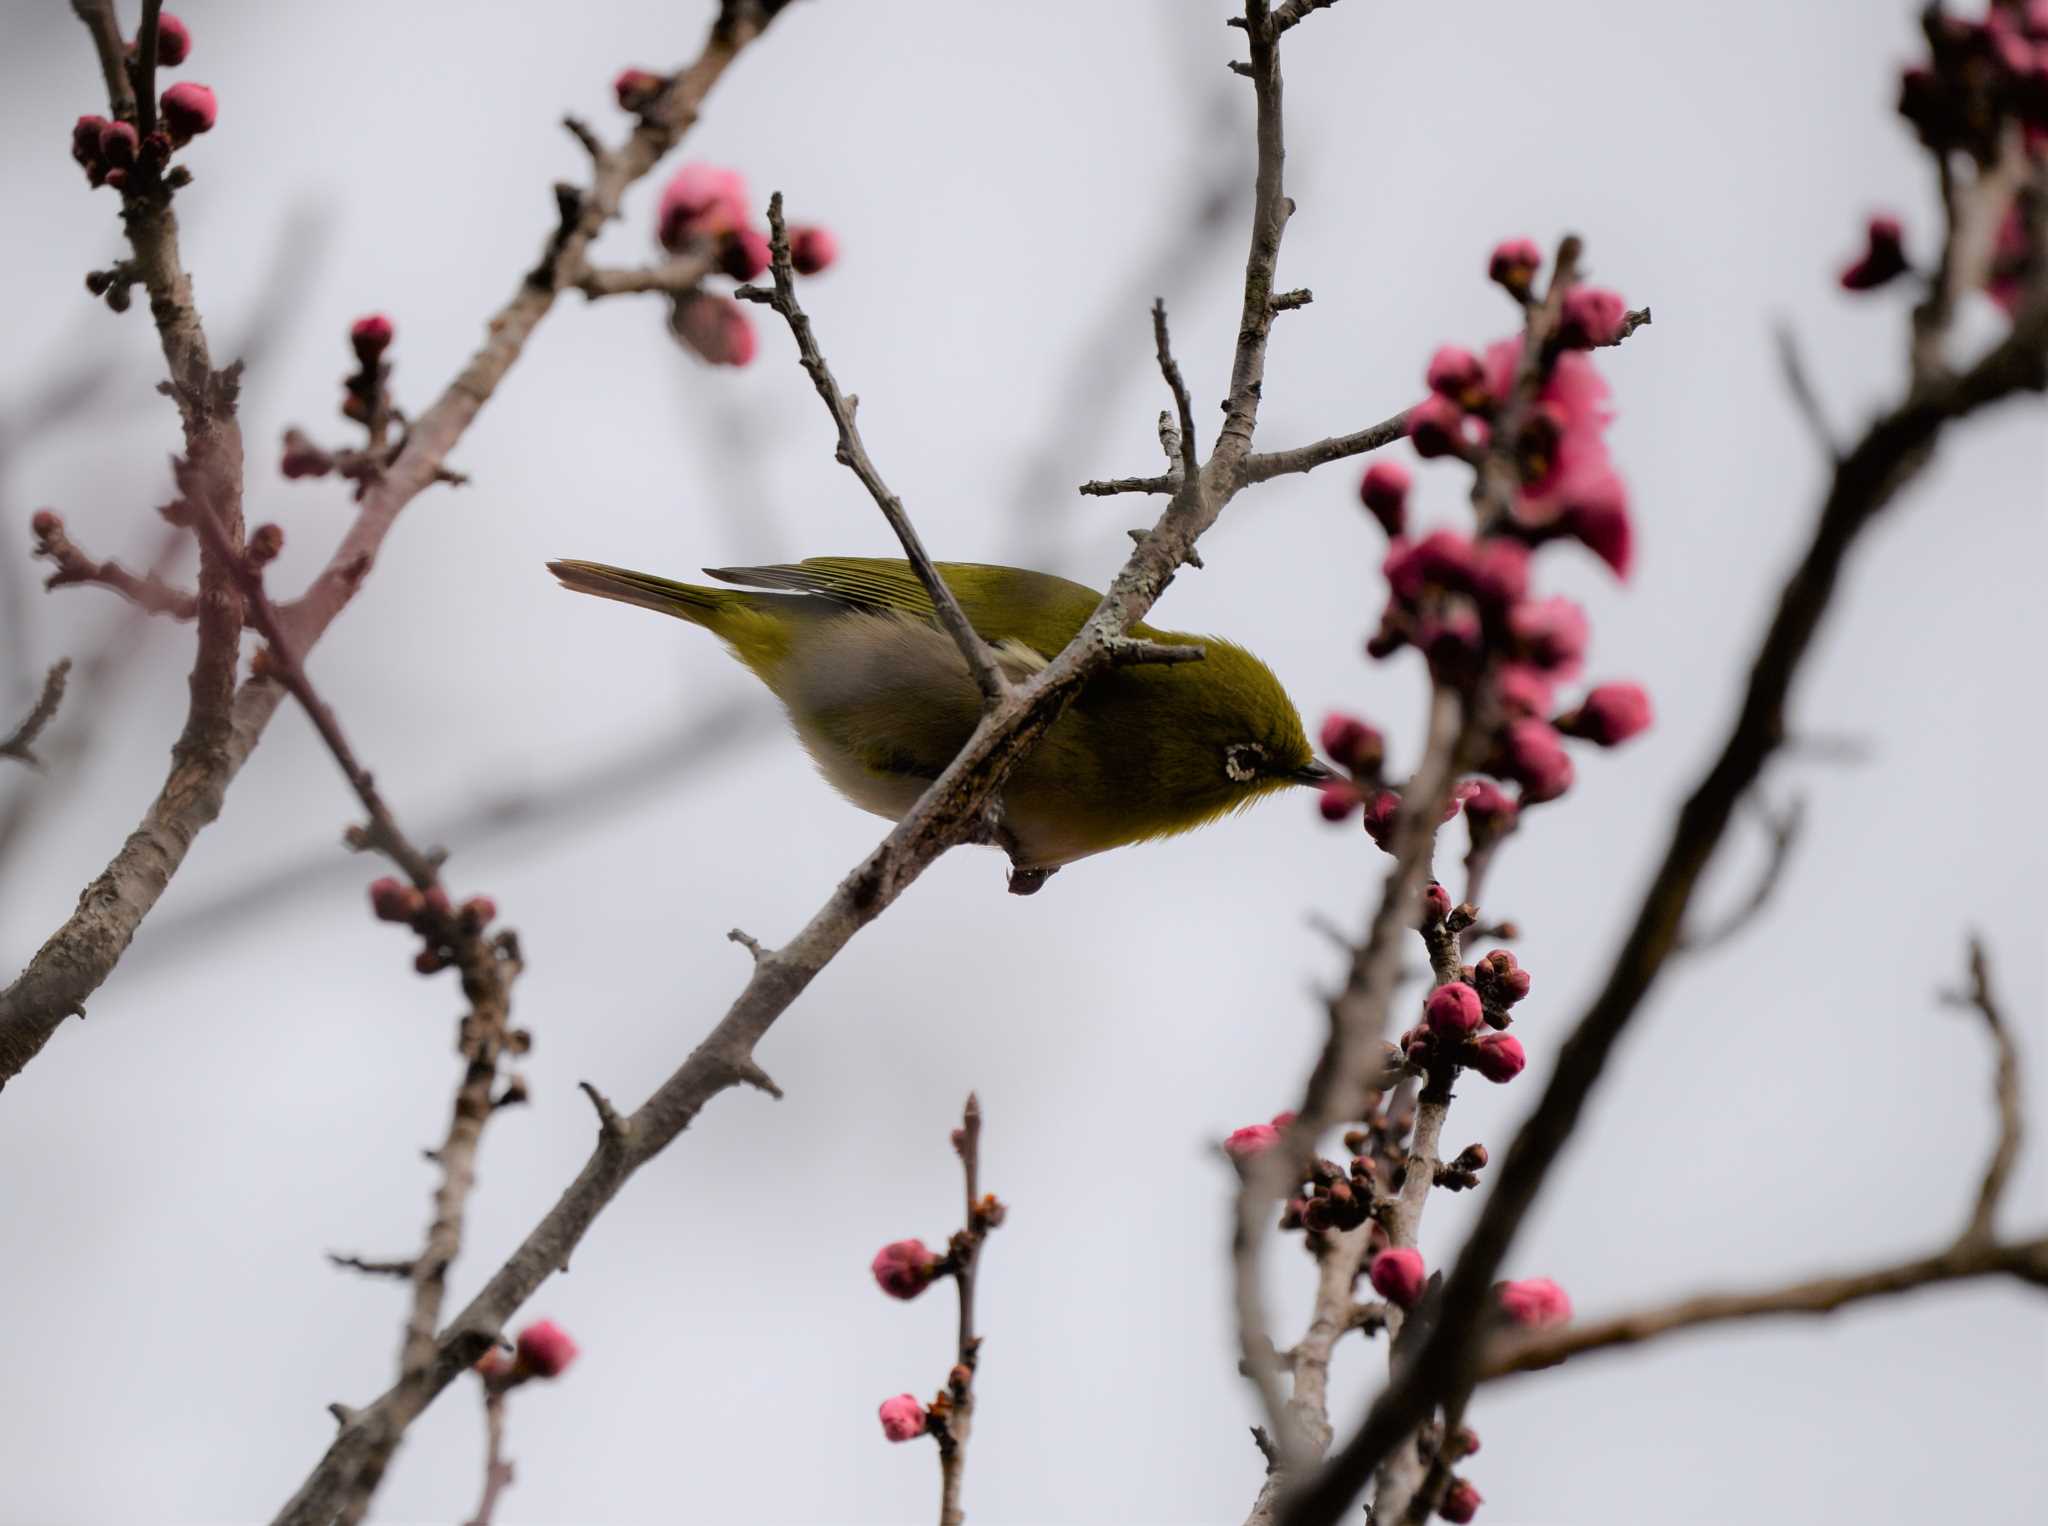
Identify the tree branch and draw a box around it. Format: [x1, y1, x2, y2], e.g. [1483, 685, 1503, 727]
[0, 661, 71, 769]
[737, 193, 1008, 707]
[1947, 938, 2022, 1245]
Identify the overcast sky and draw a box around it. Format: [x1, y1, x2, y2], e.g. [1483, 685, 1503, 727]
[1, 2, 2043, 1524]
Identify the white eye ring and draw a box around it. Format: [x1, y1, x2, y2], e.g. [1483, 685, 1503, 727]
[1225, 743, 1265, 783]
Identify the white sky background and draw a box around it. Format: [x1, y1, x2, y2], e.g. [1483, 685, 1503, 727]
[1, 1, 2044, 1523]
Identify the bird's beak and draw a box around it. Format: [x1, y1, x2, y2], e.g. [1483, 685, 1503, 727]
[1290, 759, 1337, 786]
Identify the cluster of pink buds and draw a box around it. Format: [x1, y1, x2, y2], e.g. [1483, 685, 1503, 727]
[342, 313, 394, 426]
[1877, 4, 2048, 311]
[653, 161, 840, 368]
[1395, 948, 1531, 1086]
[68, 15, 212, 191]
[367, 876, 497, 975]
[474, 1318, 580, 1387]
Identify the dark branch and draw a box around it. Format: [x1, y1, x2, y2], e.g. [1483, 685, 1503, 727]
[1, 661, 71, 768]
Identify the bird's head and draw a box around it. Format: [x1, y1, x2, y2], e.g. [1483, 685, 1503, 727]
[1113, 632, 1330, 841]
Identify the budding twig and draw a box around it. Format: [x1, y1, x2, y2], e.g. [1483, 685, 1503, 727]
[0, 661, 71, 768]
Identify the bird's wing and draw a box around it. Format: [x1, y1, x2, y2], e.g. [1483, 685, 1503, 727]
[704, 558, 940, 617]
[703, 558, 1103, 658]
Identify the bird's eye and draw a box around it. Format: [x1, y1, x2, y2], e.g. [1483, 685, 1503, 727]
[1224, 742, 1266, 783]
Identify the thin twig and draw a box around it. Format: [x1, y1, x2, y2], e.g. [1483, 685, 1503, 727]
[1946, 938, 2022, 1244]
[1239, 408, 1412, 486]
[573, 249, 720, 299]
[1677, 796, 1806, 954]
[464, 1388, 515, 1526]
[1775, 323, 1840, 460]
[737, 194, 1009, 708]
[30, 514, 200, 619]
[0, 661, 71, 768]
[1153, 299, 1201, 488]
[937, 1094, 991, 1526]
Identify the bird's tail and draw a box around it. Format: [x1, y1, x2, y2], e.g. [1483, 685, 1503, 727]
[547, 559, 736, 623]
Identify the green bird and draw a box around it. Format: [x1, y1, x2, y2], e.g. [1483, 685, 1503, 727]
[548, 557, 1330, 887]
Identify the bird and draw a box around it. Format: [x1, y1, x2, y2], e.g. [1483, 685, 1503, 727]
[547, 556, 1330, 890]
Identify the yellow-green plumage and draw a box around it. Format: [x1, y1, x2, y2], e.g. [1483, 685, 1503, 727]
[548, 556, 1327, 870]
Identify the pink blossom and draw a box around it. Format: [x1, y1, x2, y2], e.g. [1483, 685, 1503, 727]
[1839, 213, 1909, 292]
[142, 11, 192, 67]
[878, 1394, 928, 1442]
[1318, 780, 1361, 822]
[160, 81, 216, 142]
[1493, 664, 1555, 719]
[658, 162, 751, 251]
[1426, 345, 1487, 405]
[669, 291, 758, 367]
[1468, 1032, 1527, 1083]
[1319, 713, 1384, 775]
[1508, 596, 1589, 676]
[1425, 982, 1484, 1037]
[1468, 537, 1530, 609]
[1369, 1247, 1427, 1309]
[1497, 1276, 1573, 1328]
[1459, 779, 1519, 832]
[1488, 236, 1543, 296]
[1420, 882, 1453, 926]
[1560, 681, 1653, 746]
[1441, 1479, 1484, 1523]
[1358, 460, 1411, 538]
[1225, 1123, 1281, 1160]
[718, 227, 771, 281]
[1557, 286, 1628, 348]
[513, 1320, 579, 1379]
[350, 313, 394, 362]
[1407, 393, 1473, 459]
[870, 1238, 940, 1300]
[1501, 718, 1574, 804]
[1559, 471, 1635, 579]
[791, 225, 840, 275]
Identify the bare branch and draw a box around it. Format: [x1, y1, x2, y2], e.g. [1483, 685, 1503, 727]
[737, 193, 1009, 708]
[1079, 472, 1175, 497]
[936, 1094, 997, 1526]
[1775, 323, 1839, 459]
[1239, 408, 1412, 486]
[1153, 299, 1201, 488]
[573, 249, 719, 299]
[1946, 939, 2023, 1244]
[30, 513, 200, 620]
[327, 1254, 417, 1280]
[1, 661, 71, 768]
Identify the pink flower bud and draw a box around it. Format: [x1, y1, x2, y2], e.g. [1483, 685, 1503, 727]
[669, 291, 757, 367]
[1369, 1247, 1427, 1308]
[718, 227, 771, 281]
[459, 895, 498, 931]
[658, 162, 751, 251]
[513, 1319, 579, 1379]
[350, 313, 394, 363]
[1558, 681, 1653, 746]
[99, 120, 139, 168]
[1422, 607, 1482, 680]
[1270, 1110, 1297, 1128]
[1489, 237, 1543, 296]
[1468, 537, 1530, 609]
[1472, 950, 1530, 1006]
[30, 508, 62, 542]
[870, 1238, 940, 1299]
[1358, 460, 1411, 538]
[247, 522, 284, 567]
[1497, 1276, 1572, 1328]
[104, 167, 129, 190]
[879, 1394, 928, 1442]
[72, 114, 111, 171]
[1225, 1123, 1281, 1160]
[1426, 345, 1486, 404]
[1839, 214, 1909, 292]
[147, 12, 193, 67]
[1425, 981, 1483, 1036]
[1500, 718, 1574, 804]
[368, 876, 425, 924]
[1408, 528, 1479, 594]
[1557, 286, 1628, 348]
[1318, 780, 1361, 822]
[1441, 1478, 1483, 1523]
[159, 81, 216, 142]
[1507, 596, 1589, 676]
[1459, 779, 1518, 831]
[1493, 664, 1554, 719]
[1319, 713, 1384, 775]
[613, 68, 664, 112]
[1361, 789, 1400, 849]
[280, 428, 333, 479]
[1468, 1032, 1527, 1083]
[1407, 393, 1471, 460]
[1420, 882, 1453, 926]
[790, 225, 839, 275]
